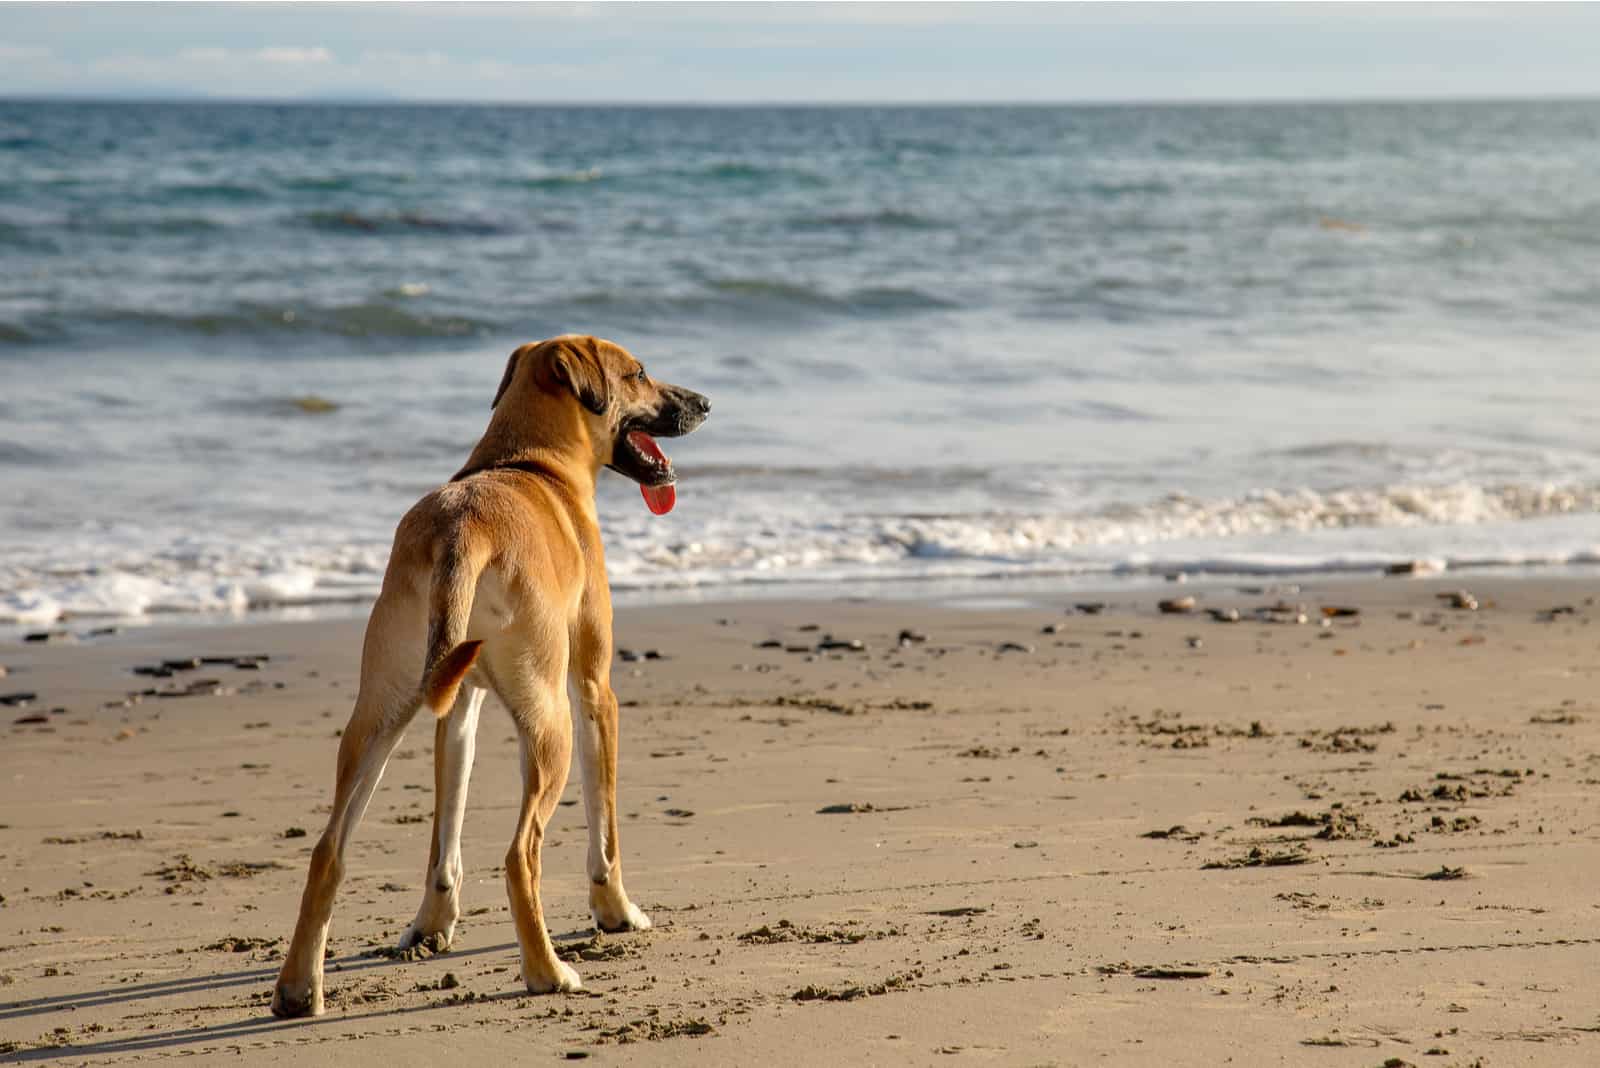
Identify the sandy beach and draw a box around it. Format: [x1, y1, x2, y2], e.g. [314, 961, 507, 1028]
[3, 575, 1599, 1065]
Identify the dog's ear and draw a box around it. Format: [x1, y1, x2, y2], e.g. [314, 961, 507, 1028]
[546, 338, 610, 416]
[490, 345, 529, 409]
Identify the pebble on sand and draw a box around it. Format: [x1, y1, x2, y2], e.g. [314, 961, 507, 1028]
[1158, 596, 1197, 615]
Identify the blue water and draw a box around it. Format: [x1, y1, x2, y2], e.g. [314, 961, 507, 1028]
[5, 99, 1600, 624]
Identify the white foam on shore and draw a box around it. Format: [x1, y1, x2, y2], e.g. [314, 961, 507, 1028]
[6, 479, 1600, 626]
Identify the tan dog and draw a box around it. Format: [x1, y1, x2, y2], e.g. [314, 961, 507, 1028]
[271, 335, 710, 1017]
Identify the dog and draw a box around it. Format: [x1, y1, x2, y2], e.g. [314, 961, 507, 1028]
[271, 335, 710, 1017]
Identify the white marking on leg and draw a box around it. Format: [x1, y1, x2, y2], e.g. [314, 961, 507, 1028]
[434, 686, 485, 887]
[573, 695, 611, 884]
[400, 687, 485, 949]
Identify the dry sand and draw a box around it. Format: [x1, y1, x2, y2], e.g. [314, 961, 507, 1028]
[2, 576, 1598, 1065]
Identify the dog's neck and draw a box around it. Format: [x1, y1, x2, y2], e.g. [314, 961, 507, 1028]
[450, 403, 604, 495]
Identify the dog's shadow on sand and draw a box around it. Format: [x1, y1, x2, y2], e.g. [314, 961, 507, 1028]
[0, 939, 532, 1061]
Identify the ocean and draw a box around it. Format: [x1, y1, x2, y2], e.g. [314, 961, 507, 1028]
[4, 98, 1600, 628]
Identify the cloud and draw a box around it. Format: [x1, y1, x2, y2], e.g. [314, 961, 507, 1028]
[257, 46, 333, 65]
[177, 47, 231, 64]
[178, 45, 333, 66]
[0, 43, 53, 62]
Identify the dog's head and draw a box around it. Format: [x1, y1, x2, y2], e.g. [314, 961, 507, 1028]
[488, 335, 710, 506]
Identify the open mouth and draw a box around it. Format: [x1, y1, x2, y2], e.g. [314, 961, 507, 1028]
[614, 429, 677, 515]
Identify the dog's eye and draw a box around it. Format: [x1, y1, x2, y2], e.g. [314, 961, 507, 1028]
[633, 369, 648, 383]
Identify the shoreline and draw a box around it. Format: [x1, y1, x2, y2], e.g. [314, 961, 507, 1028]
[15, 557, 1600, 644]
[3, 571, 1599, 1063]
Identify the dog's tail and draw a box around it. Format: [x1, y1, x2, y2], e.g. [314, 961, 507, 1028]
[418, 537, 489, 719]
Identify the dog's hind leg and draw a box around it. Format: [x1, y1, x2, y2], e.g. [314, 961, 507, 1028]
[399, 684, 487, 952]
[271, 688, 417, 1017]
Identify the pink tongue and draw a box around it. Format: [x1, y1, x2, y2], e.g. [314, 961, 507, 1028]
[641, 482, 676, 515]
[627, 431, 677, 516]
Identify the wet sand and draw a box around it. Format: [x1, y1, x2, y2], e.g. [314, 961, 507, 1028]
[2, 576, 1598, 1065]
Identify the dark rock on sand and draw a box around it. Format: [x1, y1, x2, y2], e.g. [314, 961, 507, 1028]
[1140, 825, 1203, 842]
[1386, 559, 1443, 576]
[1202, 845, 1312, 869]
[1254, 604, 1308, 624]
[1158, 596, 1197, 614]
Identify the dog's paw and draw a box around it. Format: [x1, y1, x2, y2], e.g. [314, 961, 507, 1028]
[270, 979, 323, 1019]
[396, 922, 454, 954]
[522, 959, 583, 995]
[592, 899, 652, 934]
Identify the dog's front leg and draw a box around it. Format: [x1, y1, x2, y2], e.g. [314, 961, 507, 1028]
[572, 611, 651, 933]
[500, 673, 582, 994]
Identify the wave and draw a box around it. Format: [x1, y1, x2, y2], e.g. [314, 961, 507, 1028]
[507, 167, 606, 188]
[504, 161, 824, 190]
[86, 300, 495, 342]
[305, 210, 509, 236]
[788, 209, 944, 232]
[678, 161, 825, 185]
[0, 220, 56, 251]
[707, 279, 956, 313]
[164, 182, 270, 203]
[0, 439, 66, 466]
[0, 321, 42, 345]
[569, 279, 957, 320]
[10, 478, 1600, 626]
[6, 272, 956, 348]
[74, 215, 226, 237]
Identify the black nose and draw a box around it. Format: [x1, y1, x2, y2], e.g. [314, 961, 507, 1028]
[688, 391, 711, 416]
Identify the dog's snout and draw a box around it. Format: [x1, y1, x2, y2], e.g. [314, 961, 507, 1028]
[686, 391, 711, 417]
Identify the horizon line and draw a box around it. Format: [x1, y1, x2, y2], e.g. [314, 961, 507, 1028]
[5, 91, 1600, 109]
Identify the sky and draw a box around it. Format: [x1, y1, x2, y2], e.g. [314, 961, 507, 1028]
[4, 2, 1600, 105]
